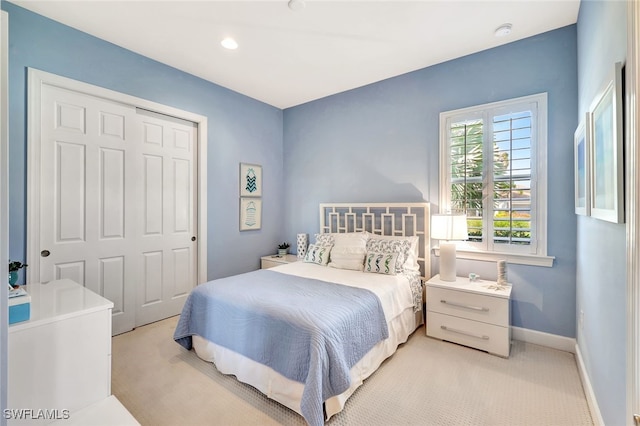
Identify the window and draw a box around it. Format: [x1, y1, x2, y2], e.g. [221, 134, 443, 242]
[439, 93, 553, 267]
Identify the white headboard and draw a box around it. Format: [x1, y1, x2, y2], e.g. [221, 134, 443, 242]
[319, 202, 431, 279]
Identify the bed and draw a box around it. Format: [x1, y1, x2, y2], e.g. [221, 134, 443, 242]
[174, 203, 431, 425]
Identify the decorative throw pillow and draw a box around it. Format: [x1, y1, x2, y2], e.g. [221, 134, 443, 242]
[365, 238, 412, 275]
[327, 232, 369, 271]
[367, 235, 420, 272]
[314, 233, 335, 246]
[363, 251, 399, 275]
[303, 243, 332, 266]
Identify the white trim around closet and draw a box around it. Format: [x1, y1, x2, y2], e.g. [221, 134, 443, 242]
[1, 10, 10, 425]
[626, 0, 640, 424]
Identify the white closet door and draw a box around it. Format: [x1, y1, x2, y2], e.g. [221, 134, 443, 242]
[134, 109, 197, 328]
[38, 87, 198, 334]
[39, 84, 139, 334]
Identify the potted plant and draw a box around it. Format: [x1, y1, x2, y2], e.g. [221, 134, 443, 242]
[9, 260, 28, 287]
[277, 242, 290, 256]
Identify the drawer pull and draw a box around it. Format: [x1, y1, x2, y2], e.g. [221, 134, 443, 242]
[440, 325, 490, 340]
[440, 299, 489, 312]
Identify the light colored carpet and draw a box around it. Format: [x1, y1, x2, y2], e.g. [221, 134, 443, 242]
[112, 316, 593, 426]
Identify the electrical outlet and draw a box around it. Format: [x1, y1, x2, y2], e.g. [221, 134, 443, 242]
[579, 310, 584, 330]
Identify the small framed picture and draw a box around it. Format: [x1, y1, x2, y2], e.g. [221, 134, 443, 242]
[589, 62, 624, 223]
[574, 114, 590, 216]
[240, 163, 262, 197]
[240, 198, 262, 231]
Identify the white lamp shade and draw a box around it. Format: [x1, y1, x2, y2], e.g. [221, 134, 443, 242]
[431, 214, 468, 241]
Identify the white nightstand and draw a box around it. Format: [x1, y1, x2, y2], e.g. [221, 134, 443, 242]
[260, 254, 299, 269]
[426, 274, 512, 358]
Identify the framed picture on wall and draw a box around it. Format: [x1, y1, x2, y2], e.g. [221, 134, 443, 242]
[240, 198, 262, 231]
[574, 113, 590, 216]
[589, 62, 624, 224]
[240, 163, 262, 197]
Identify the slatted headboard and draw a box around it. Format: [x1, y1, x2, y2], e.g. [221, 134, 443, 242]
[319, 203, 431, 279]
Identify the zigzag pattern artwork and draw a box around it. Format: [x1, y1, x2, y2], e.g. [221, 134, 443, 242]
[245, 168, 257, 194]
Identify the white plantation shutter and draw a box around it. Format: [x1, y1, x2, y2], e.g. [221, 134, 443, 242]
[440, 93, 547, 258]
[491, 109, 534, 250]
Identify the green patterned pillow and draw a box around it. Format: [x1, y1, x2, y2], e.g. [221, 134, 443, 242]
[365, 238, 411, 274]
[303, 244, 332, 266]
[363, 251, 399, 275]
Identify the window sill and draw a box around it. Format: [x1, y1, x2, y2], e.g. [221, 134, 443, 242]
[433, 247, 555, 268]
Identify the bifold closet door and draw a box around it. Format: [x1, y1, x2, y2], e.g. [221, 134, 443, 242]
[37, 86, 197, 334]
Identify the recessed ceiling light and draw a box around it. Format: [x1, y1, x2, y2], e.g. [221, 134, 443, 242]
[221, 37, 238, 50]
[288, 0, 305, 11]
[494, 23, 513, 37]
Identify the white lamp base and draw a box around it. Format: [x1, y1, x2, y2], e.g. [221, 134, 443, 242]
[439, 241, 457, 282]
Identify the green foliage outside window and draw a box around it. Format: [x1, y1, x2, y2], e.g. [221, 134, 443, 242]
[449, 117, 531, 246]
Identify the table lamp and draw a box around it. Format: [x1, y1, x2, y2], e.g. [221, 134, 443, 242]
[431, 214, 468, 281]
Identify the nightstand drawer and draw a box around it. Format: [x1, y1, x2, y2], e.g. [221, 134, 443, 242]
[261, 259, 283, 269]
[260, 254, 299, 269]
[427, 311, 510, 357]
[426, 286, 508, 326]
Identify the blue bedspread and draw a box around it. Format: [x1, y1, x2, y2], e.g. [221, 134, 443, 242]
[173, 269, 389, 426]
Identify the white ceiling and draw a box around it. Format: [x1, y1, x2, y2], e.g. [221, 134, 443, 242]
[12, 0, 580, 109]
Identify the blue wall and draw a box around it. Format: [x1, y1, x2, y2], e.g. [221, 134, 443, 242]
[3, 2, 284, 281]
[283, 26, 579, 338]
[576, 1, 627, 424]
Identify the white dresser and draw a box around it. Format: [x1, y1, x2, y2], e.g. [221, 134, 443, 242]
[8, 279, 138, 425]
[426, 274, 512, 358]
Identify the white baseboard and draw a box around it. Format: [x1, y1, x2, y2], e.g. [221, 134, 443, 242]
[511, 326, 576, 353]
[574, 344, 605, 426]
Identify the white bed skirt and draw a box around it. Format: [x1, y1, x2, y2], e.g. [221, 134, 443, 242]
[192, 307, 422, 420]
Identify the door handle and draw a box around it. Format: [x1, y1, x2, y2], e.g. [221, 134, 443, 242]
[41, 250, 50, 257]
[191, 236, 196, 242]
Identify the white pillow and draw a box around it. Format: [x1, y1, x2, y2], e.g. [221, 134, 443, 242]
[363, 251, 399, 275]
[303, 244, 332, 266]
[366, 234, 420, 272]
[327, 232, 369, 271]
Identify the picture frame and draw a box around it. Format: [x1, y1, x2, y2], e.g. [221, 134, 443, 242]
[574, 113, 590, 216]
[588, 62, 624, 224]
[240, 198, 262, 231]
[240, 163, 262, 197]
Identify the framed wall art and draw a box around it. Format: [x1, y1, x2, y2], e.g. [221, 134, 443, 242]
[240, 163, 262, 197]
[574, 113, 590, 216]
[589, 62, 624, 224]
[240, 198, 262, 231]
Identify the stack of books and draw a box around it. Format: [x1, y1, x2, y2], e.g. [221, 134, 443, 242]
[8, 284, 30, 324]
